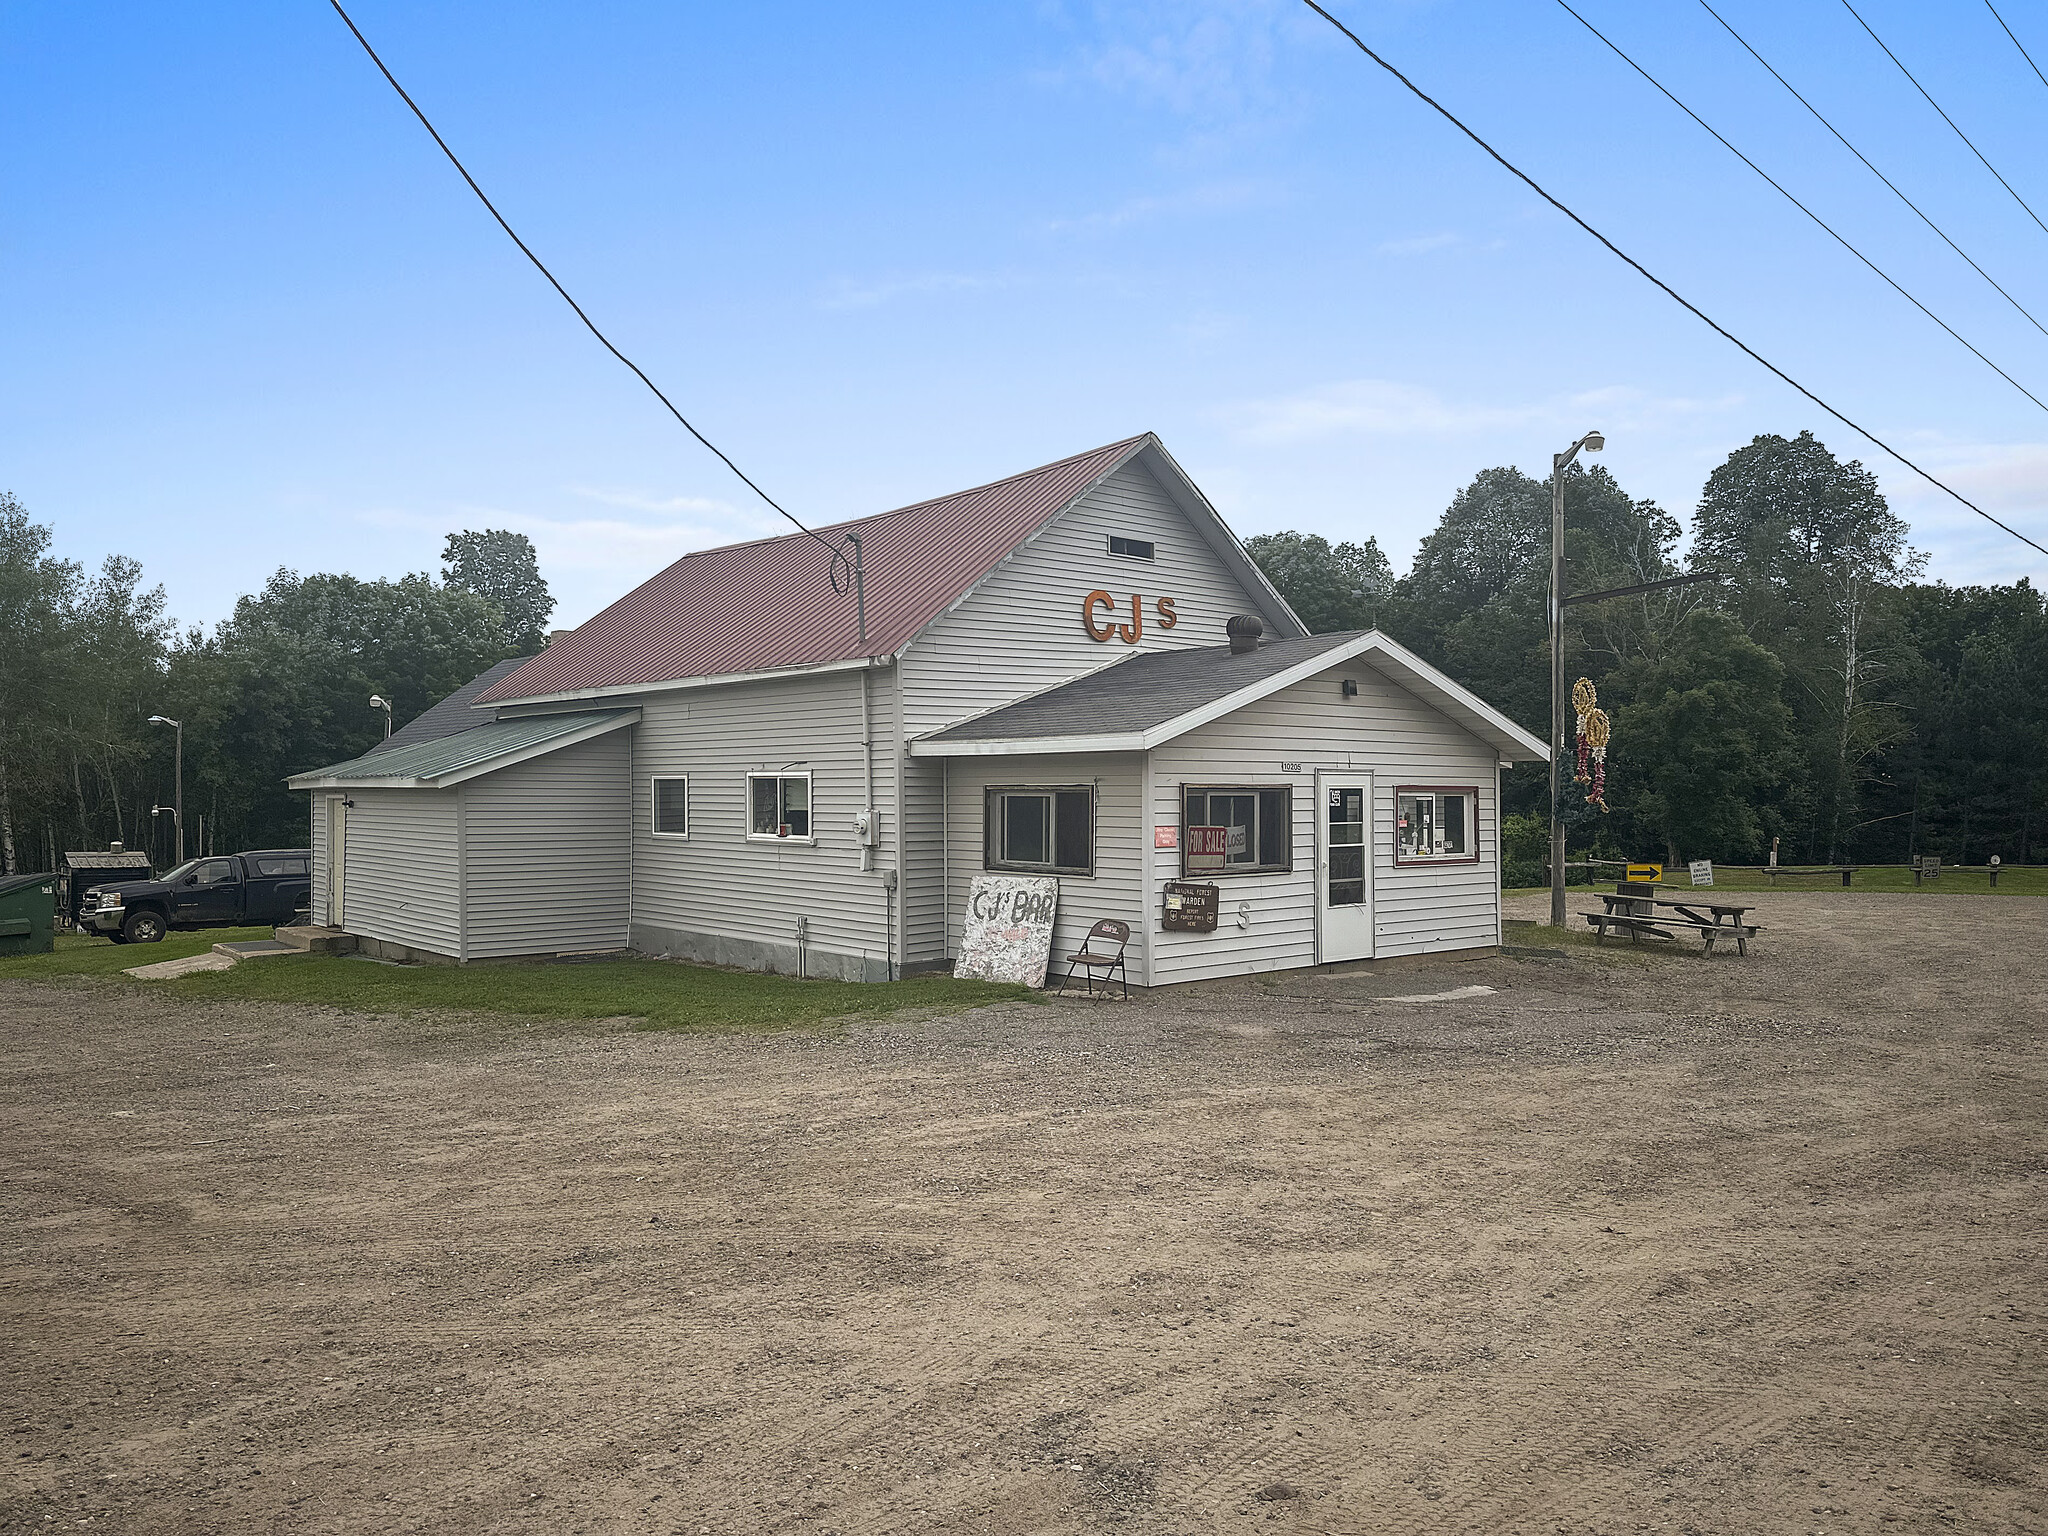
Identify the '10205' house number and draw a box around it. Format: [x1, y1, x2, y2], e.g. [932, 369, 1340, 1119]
[1082, 590, 1177, 644]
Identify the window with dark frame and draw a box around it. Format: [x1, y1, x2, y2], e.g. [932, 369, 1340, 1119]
[1181, 785, 1292, 874]
[984, 785, 1094, 875]
[652, 776, 689, 837]
[1394, 787, 1477, 863]
[747, 773, 811, 840]
[1107, 535, 1155, 560]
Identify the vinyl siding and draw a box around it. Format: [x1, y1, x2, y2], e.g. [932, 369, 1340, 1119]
[631, 665, 897, 980]
[901, 458, 1282, 965]
[462, 729, 632, 958]
[1145, 658, 1501, 984]
[943, 753, 1145, 981]
[330, 788, 461, 957]
[309, 791, 328, 926]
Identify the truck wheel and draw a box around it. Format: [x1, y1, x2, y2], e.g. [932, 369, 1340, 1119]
[122, 909, 168, 945]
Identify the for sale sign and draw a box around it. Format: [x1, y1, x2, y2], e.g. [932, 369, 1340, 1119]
[1184, 825, 1227, 876]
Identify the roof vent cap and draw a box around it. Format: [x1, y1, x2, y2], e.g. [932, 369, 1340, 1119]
[1226, 614, 1264, 654]
[108, 841, 123, 854]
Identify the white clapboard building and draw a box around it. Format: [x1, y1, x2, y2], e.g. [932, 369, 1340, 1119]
[291, 435, 1546, 982]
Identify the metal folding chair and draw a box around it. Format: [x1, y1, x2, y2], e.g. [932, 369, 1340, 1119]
[1061, 918, 1131, 999]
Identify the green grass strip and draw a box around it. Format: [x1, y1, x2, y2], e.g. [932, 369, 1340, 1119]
[3, 931, 1031, 1032]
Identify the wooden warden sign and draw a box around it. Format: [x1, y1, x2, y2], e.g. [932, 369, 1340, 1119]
[1162, 880, 1219, 933]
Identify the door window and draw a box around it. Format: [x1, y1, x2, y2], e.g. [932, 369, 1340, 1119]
[1327, 786, 1366, 906]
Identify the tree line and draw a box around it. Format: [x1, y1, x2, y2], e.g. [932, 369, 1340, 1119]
[1246, 430, 2048, 879]
[0, 496, 552, 871]
[5, 428, 2042, 878]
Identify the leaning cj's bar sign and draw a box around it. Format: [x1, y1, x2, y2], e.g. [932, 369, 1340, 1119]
[1083, 591, 1178, 644]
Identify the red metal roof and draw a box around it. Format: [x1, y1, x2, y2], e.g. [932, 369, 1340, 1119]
[477, 435, 1152, 703]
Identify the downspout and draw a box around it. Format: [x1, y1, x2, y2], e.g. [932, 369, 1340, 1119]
[860, 664, 875, 876]
[891, 657, 906, 981]
[455, 784, 468, 963]
[941, 758, 949, 965]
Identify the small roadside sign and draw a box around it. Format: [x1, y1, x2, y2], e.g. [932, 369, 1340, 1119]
[1688, 859, 1714, 887]
[1627, 862, 1664, 883]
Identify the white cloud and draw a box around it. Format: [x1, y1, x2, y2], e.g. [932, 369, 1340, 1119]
[1046, 177, 1279, 234]
[1873, 438, 2048, 582]
[1216, 378, 1746, 446]
[817, 271, 1012, 311]
[1218, 379, 1535, 442]
[1044, 0, 1294, 118]
[1376, 231, 1462, 256]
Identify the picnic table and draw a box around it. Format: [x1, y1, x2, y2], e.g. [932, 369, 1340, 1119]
[1586, 889, 1760, 955]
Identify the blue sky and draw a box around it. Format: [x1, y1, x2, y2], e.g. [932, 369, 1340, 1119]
[8, 0, 2047, 629]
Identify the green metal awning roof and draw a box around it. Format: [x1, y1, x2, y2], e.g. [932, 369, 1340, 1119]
[286, 709, 637, 790]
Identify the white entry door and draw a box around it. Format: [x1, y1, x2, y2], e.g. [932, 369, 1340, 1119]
[1316, 773, 1373, 963]
[326, 797, 347, 928]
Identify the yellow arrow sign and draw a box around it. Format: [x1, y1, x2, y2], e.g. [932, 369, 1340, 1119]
[1626, 862, 1664, 883]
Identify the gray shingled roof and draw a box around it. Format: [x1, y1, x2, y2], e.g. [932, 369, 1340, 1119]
[926, 633, 1363, 743]
[289, 709, 635, 788]
[367, 657, 531, 755]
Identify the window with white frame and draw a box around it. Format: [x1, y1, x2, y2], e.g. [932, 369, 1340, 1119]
[1395, 787, 1476, 863]
[651, 776, 689, 837]
[748, 772, 812, 840]
[985, 785, 1094, 875]
[1181, 785, 1292, 874]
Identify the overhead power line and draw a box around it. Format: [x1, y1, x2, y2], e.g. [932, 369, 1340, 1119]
[324, 0, 872, 639]
[1698, 0, 2048, 344]
[1985, 1, 2048, 94]
[1295, 0, 2048, 561]
[1557, 0, 2048, 418]
[1841, 0, 2048, 239]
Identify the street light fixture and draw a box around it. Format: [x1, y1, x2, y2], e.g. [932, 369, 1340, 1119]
[1549, 432, 1603, 931]
[369, 695, 393, 739]
[147, 715, 183, 864]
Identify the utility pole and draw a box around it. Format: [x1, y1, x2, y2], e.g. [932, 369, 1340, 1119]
[1549, 432, 1603, 929]
[148, 716, 183, 864]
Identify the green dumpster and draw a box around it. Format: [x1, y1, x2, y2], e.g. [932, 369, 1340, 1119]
[0, 873, 59, 957]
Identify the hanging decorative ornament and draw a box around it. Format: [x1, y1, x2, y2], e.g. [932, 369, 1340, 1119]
[1572, 676, 1612, 811]
[1571, 676, 1598, 785]
[1584, 707, 1611, 812]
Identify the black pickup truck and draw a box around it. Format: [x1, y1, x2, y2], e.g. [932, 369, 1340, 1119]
[83, 850, 312, 944]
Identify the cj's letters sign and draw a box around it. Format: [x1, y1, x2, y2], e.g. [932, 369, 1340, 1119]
[1083, 591, 1178, 644]
[954, 875, 1060, 987]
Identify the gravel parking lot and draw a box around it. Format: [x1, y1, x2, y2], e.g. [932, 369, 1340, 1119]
[3, 890, 2044, 1535]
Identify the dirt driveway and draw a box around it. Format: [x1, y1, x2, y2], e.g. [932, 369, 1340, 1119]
[3, 891, 2044, 1535]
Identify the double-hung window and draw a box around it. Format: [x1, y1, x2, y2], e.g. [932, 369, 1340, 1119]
[748, 772, 812, 841]
[1181, 786, 1292, 874]
[985, 785, 1094, 876]
[1395, 787, 1477, 863]
[651, 776, 689, 838]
